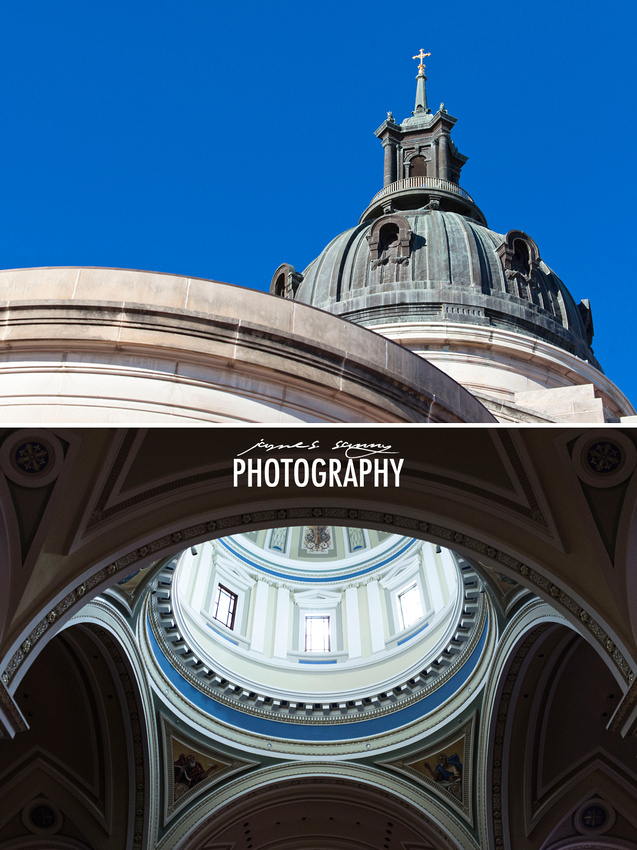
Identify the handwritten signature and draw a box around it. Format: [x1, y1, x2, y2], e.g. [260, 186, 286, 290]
[237, 438, 396, 460]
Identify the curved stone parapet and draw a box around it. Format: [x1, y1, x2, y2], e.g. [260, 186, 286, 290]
[0, 266, 495, 423]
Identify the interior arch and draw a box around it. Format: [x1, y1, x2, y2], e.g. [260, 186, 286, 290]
[1, 427, 636, 849]
[0, 622, 150, 849]
[2, 427, 636, 714]
[171, 765, 475, 850]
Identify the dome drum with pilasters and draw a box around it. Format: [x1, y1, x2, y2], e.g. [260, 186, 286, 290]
[144, 527, 493, 751]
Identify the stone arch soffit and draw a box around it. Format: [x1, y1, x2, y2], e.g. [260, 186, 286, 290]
[481, 614, 637, 850]
[69, 612, 156, 850]
[480, 615, 565, 850]
[0, 473, 19, 643]
[0, 620, 150, 850]
[163, 762, 477, 850]
[613, 465, 637, 650]
[4, 507, 634, 747]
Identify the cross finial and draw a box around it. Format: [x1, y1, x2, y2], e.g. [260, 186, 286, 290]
[412, 49, 431, 73]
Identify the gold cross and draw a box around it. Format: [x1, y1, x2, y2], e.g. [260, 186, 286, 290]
[412, 49, 431, 71]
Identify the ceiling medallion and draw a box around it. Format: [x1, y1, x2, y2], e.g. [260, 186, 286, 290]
[572, 430, 637, 488]
[0, 430, 65, 488]
[586, 441, 621, 474]
[22, 797, 62, 835]
[574, 798, 614, 836]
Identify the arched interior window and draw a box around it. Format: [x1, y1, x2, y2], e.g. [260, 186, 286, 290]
[410, 155, 427, 177]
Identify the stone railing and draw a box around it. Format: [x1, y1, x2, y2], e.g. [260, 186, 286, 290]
[370, 176, 474, 205]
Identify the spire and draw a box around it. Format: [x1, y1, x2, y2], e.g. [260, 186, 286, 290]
[412, 49, 431, 114]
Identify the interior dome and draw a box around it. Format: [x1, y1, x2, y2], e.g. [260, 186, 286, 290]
[145, 526, 491, 745]
[293, 210, 598, 366]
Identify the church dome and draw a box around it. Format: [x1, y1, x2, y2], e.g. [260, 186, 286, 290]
[144, 526, 492, 753]
[292, 209, 598, 366]
[271, 55, 615, 415]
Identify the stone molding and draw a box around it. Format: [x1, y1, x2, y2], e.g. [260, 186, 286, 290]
[371, 321, 634, 421]
[475, 600, 564, 847]
[138, 589, 497, 760]
[0, 266, 494, 425]
[70, 600, 162, 848]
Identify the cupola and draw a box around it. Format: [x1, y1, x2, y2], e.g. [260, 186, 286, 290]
[361, 49, 485, 225]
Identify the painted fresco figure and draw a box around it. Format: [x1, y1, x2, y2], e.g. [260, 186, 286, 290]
[174, 752, 214, 793]
[424, 752, 463, 784]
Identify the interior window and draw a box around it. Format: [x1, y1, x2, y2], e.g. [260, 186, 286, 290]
[305, 615, 331, 652]
[213, 584, 238, 630]
[398, 583, 423, 630]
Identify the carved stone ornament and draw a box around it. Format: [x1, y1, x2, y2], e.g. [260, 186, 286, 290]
[497, 230, 541, 298]
[574, 798, 615, 836]
[572, 431, 637, 488]
[0, 430, 65, 488]
[367, 214, 412, 269]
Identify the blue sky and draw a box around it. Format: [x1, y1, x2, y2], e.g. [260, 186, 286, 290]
[0, 1, 635, 408]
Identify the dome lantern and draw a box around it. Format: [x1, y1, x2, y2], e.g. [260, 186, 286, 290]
[361, 52, 487, 225]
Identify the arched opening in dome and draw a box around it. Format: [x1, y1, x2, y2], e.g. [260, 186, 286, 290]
[379, 223, 400, 256]
[273, 272, 285, 297]
[512, 238, 531, 278]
